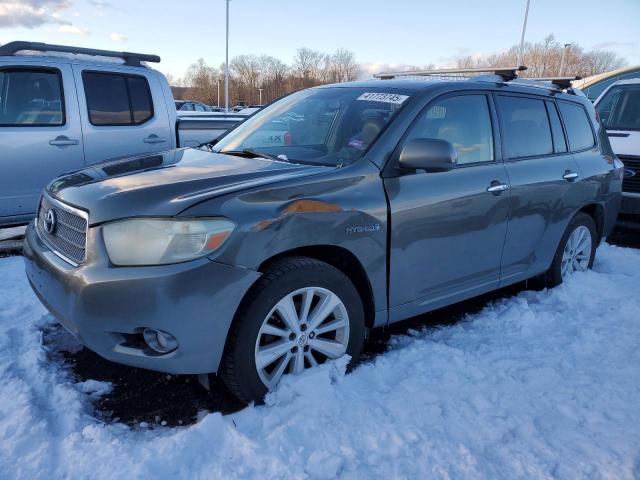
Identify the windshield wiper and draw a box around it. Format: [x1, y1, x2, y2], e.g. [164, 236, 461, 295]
[220, 149, 290, 163]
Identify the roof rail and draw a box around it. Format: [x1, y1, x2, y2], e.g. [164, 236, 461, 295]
[374, 65, 527, 82]
[0, 41, 160, 67]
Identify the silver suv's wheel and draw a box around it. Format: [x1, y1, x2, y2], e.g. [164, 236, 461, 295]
[561, 225, 593, 279]
[255, 287, 350, 389]
[220, 257, 365, 404]
[541, 212, 597, 288]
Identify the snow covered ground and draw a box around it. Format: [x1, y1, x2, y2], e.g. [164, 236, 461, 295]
[1, 243, 639, 479]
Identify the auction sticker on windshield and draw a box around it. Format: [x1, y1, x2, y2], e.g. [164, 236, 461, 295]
[357, 92, 409, 104]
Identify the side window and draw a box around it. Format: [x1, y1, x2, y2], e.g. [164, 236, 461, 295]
[496, 95, 553, 159]
[194, 103, 206, 112]
[83, 71, 153, 126]
[0, 69, 64, 126]
[597, 85, 640, 131]
[405, 94, 494, 165]
[545, 101, 567, 153]
[558, 101, 596, 151]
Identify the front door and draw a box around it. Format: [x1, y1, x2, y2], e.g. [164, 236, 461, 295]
[0, 64, 84, 222]
[384, 92, 510, 321]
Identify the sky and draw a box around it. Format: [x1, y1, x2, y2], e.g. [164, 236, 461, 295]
[0, 0, 638, 80]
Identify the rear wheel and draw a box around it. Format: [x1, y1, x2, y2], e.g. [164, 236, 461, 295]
[541, 212, 597, 288]
[219, 257, 365, 404]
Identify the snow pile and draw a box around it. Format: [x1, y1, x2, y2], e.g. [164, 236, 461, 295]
[1, 244, 639, 479]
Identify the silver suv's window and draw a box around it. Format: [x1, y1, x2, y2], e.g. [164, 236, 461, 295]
[0, 69, 64, 126]
[596, 84, 640, 132]
[497, 95, 553, 159]
[404, 94, 494, 165]
[558, 101, 596, 151]
[216, 87, 412, 166]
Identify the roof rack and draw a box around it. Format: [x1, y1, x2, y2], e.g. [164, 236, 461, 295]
[526, 76, 582, 89]
[0, 41, 160, 67]
[374, 65, 527, 82]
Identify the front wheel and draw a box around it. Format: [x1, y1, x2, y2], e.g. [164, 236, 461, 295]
[541, 212, 597, 288]
[219, 257, 365, 404]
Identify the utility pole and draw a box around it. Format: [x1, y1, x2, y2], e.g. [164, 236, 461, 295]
[516, 0, 531, 67]
[217, 78, 220, 107]
[559, 43, 571, 76]
[259, 88, 263, 105]
[225, 0, 230, 113]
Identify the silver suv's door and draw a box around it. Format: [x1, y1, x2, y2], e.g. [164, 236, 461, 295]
[73, 66, 173, 164]
[495, 94, 585, 283]
[0, 63, 84, 221]
[385, 93, 510, 321]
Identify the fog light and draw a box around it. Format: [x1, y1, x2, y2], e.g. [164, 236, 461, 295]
[142, 328, 179, 354]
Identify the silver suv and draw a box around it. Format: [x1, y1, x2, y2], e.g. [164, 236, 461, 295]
[24, 67, 623, 403]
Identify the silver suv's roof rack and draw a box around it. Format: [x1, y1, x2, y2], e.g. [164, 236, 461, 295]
[525, 76, 582, 89]
[374, 65, 527, 82]
[0, 41, 160, 67]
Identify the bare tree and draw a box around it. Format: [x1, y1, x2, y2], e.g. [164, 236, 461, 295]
[461, 34, 626, 78]
[185, 59, 219, 104]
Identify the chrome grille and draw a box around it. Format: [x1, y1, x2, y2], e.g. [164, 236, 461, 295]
[618, 155, 640, 194]
[37, 195, 88, 265]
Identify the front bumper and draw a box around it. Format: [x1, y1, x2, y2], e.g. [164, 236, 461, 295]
[24, 221, 261, 374]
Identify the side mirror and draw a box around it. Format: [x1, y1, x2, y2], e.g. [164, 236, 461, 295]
[398, 138, 457, 172]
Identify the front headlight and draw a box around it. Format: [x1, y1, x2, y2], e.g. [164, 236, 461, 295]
[102, 218, 235, 266]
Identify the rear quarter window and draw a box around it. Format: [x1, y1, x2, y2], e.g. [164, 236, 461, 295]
[496, 95, 553, 159]
[558, 101, 596, 151]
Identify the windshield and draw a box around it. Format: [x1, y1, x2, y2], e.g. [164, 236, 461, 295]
[596, 84, 640, 131]
[214, 87, 412, 166]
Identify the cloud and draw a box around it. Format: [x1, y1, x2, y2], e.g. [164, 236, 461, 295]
[590, 41, 639, 50]
[58, 24, 90, 36]
[109, 32, 127, 42]
[0, 0, 71, 28]
[87, 0, 112, 7]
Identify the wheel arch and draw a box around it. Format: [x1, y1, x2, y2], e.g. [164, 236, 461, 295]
[577, 202, 605, 243]
[255, 245, 377, 329]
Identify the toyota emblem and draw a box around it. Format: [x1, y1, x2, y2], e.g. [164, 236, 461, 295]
[44, 209, 57, 234]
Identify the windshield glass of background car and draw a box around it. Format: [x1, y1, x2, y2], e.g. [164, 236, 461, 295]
[597, 85, 640, 131]
[215, 87, 412, 166]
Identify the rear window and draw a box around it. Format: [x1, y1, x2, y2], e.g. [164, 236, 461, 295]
[558, 101, 596, 151]
[496, 96, 553, 159]
[0, 69, 64, 126]
[596, 84, 640, 131]
[83, 71, 153, 126]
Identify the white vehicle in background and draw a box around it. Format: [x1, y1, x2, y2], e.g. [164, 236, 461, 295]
[595, 79, 640, 227]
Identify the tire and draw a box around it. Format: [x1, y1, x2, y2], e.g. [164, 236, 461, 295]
[219, 256, 366, 404]
[541, 212, 597, 288]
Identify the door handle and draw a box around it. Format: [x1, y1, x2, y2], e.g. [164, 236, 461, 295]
[486, 182, 509, 194]
[143, 135, 167, 144]
[49, 136, 79, 147]
[563, 171, 579, 181]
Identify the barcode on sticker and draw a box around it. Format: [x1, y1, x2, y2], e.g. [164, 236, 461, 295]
[357, 92, 409, 104]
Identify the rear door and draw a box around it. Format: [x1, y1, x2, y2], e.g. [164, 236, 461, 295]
[73, 66, 173, 164]
[0, 63, 84, 221]
[384, 92, 511, 320]
[496, 93, 584, 284]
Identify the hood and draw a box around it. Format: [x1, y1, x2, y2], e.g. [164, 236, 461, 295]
[48, 148, 330, 225]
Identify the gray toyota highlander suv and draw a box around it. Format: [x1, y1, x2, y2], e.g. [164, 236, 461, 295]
[24, 67, 623, 403]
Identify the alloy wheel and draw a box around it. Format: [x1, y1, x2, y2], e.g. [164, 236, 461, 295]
[561, 225, 592, 279]
[254, 287, 350, 390]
